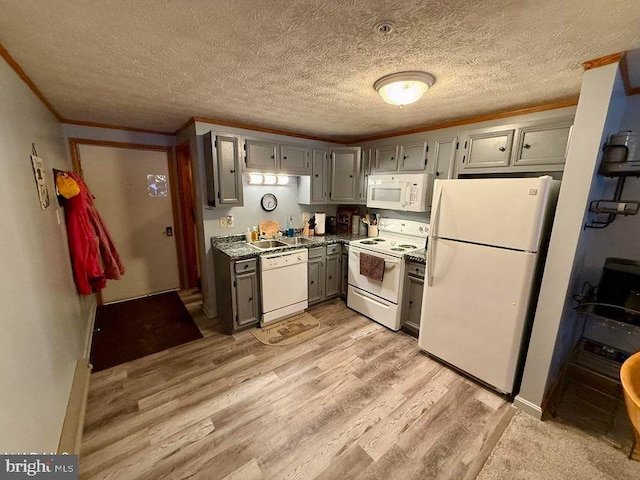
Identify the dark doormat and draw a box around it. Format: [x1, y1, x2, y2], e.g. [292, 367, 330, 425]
[90, 291, 203, 372]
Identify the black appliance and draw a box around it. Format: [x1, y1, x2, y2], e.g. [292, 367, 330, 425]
[326, 216, 338, 234]
[596, 257, 640, 323]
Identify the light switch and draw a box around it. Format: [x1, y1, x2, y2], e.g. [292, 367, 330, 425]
[227, 215, 234, 228]
[219, 217, 228, 228]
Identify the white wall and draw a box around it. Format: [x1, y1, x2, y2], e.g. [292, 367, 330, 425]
[0, 58, 88, 451]
[515, 63, 626, 417]
[576, 94, 640, 282]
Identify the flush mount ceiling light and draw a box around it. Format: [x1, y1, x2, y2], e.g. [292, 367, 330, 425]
[374, 71, 436, 106]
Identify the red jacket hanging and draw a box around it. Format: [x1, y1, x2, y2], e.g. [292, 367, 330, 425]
[64, 172, 124, 295]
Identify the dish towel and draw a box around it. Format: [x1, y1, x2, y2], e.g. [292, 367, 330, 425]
[360, 252, 385, 281]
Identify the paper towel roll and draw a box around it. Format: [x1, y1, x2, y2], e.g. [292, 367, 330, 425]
[315, 212, 326, 235]
[352, 215, 360, 234]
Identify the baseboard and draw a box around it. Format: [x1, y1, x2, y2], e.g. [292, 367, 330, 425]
[58, 358, 92, 454]
[513, 395, 543, 419]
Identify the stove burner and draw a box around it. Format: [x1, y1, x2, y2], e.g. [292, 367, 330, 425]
[372, 238, 385, 242]
[360, 240, 376, 244]
[390, 247, 406, 251]
[399, 244, 417, 249]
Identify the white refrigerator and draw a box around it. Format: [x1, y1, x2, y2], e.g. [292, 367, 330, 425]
[418, 176, 560, 395]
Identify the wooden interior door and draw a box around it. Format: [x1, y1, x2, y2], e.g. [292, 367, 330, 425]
[78, 143, 181, 303]
[176, 141, 199, 288]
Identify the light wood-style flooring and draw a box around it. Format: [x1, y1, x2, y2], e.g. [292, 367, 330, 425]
[80, 298, 513, 480]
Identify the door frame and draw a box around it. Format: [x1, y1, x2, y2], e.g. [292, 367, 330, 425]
[175, 140, 200, 288]
[68, 138, 186, 303]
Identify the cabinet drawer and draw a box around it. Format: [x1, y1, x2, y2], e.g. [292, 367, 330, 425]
[234, 259, 257, 274]
[308, 246, 325, 259]
[326, 244, 341, 256]
[407, 262, 425, 278]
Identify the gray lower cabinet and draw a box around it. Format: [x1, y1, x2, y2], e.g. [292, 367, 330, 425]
[203, 132, 244, 207]
[341, 245, 348, 298]
[401, 261, 425, 337]
[308, 247, 325, 306]
[213, 250, 260, 333]
[308, 244, 343, 305]
[325, 244, 341, 299]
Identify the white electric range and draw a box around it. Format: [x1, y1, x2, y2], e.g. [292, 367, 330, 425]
[347, 218, 429, 331]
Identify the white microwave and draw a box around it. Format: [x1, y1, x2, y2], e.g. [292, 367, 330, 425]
[366, 173, 432, 212]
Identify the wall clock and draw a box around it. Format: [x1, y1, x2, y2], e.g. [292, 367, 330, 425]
[260, 193, 278, 212]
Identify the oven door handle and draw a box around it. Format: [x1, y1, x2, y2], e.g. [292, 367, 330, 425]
[352, 251, 399, 269]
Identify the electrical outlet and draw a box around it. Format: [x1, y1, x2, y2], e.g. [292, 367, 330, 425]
[226, 215, 234, 228]
[302, 212, 310, 223]
[219, 216, 228, 228]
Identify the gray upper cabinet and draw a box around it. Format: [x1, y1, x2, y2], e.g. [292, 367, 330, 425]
[280, 144, 310, 174]
[461, 129, 514, 169]
[203, 132, 243, 207]
[311, 149, 329, 204]
[358, 148, 371, 204]
[374, 145, 399, 172]
[399, 143, 428, 171]
[431, 136, 458, 180]
[512, 121, 572, 167]
[245, 139, 278, 171]
[330, 147, 361, 203]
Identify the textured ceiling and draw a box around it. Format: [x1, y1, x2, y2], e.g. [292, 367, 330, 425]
[1, 0, 639, 141]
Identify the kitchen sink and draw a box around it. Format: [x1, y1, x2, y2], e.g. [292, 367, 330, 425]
[281, 237, 314, 245]
[250, 239, 289, 250]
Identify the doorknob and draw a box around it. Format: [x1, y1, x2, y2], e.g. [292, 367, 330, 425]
[163, 226, 173, 236]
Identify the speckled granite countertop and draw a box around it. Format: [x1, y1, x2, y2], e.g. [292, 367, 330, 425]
[211, 233, 368, 260]
[404, 249, 426, 264]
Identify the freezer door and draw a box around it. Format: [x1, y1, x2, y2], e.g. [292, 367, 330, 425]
[431, 177, 557, 252]
[418, 238, 537, 394]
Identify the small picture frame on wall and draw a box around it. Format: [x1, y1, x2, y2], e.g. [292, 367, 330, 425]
[31, 153, 50, 209]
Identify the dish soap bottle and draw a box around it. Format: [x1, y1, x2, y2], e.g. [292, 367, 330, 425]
[287, 215, 295, 237]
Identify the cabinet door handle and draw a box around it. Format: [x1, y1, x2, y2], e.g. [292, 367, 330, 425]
[315, 174, 319, 177]
[310, 280, 314, 284]
[499, 147, 506, 152]
[248, 297, 252, 302]
[270, 155, 275, 159]
[390, 156, 395, 160]
[403, 155, 408, 159]
[230, 169, 235, 173]
[409, 300, 413, 305]
[436, 171, 440, 176]
[244, 264, 249, 269]
[523, 144, 531, 149]
[329, 275, 332, 279]
[283, 156, 287, 159]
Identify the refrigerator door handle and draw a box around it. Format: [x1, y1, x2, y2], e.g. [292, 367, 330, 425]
[427, 184, 443, 286]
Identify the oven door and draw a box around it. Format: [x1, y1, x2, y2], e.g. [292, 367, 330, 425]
[348, 247, 403, 303]
[366, 180, 409, 210]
